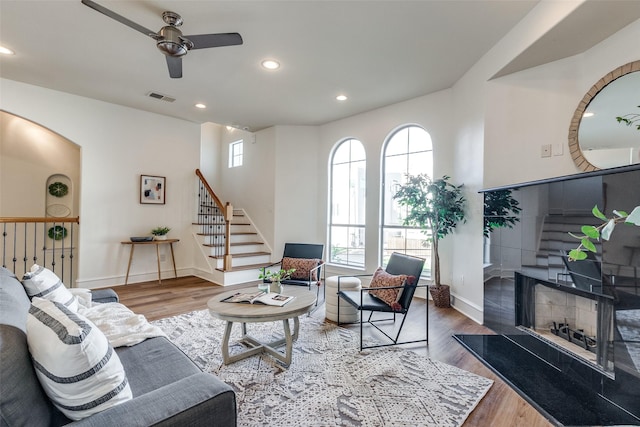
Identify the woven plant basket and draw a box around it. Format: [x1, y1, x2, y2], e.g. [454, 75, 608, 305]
[429, 284, 451, 308]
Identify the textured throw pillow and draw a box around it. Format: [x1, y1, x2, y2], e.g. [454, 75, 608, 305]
[22, 264, 78, 312]
[281, 257, 320, 281]
[26, 298, 132, 420]
[368, 267, 408, 307]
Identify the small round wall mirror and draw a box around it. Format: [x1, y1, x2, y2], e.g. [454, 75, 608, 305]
[568, 60, 640, 171]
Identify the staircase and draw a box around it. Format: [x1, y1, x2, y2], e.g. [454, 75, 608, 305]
[193, 170, 273, 285]
[524, 214, 601, 281]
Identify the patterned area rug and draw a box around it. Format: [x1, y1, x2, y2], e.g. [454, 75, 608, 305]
[152, 310, 493, 427]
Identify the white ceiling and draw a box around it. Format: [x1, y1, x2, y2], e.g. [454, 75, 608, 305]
[1, 1, 639, 132]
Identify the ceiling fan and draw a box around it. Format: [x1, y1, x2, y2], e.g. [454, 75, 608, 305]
[81, 0, 243, 78]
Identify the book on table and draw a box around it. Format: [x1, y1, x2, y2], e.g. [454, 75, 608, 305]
[221, 291, 295, 307]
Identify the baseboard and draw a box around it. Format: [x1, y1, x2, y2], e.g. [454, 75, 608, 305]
[450, 292, 483, 324]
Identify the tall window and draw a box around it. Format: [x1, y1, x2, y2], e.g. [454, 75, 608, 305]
[228, 140, 243, 168]
[329, 138, 366, 267]
[381, 125, 433, 276]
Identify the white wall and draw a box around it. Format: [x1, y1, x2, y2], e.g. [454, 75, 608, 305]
[1, 111, 80, 217]
[484, 18, 640, 188]
[217, 126, 276, 250]
[272, 126, 321, 258]
[0, 79, 202, 288]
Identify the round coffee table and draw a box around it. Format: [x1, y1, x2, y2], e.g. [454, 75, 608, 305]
[207, 286, 317, 366]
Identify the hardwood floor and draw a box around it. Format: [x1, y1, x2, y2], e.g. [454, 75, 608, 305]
[112, 276, 553, 427]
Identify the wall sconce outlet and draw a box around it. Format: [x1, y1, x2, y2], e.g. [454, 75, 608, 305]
[541, 144, 552, 158]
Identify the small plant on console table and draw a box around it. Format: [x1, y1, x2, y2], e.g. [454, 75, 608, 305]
[393, 174, 466, 307]
[151, 226, 171, 240]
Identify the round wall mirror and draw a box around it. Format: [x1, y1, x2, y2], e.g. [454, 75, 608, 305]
[568, 60, 640, 171]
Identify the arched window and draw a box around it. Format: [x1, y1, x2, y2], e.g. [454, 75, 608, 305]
[381, 125, 433, 275]
[329, 138, 366, 267]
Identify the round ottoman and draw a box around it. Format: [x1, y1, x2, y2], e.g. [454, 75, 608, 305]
[325, 275, 361, 323]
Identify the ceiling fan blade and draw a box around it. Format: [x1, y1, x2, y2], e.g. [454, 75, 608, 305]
[81, 0, 157, 38]
[185, 33, 243, 49]
[166, 56, 182, 78]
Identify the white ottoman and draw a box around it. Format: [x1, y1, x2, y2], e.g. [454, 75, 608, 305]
[325, 275, 361, 323]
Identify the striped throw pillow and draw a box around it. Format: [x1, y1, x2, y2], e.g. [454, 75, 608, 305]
[22, 264, 78, 312]
[27, 298, 132, 420]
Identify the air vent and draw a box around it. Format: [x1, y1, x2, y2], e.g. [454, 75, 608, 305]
[147, 92, 176, 103]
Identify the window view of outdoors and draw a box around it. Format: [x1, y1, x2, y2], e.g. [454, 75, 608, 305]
[381, 126, 433, 277]
[329, 139, 366, 267]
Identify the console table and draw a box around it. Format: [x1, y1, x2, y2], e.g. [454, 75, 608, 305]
[121, 239, 179, 285]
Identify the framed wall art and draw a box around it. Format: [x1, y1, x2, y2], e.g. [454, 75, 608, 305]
[140, 174, 166, 204]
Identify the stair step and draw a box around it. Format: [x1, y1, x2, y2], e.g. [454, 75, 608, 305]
[198, 231, 257, 237]
[204, 241, 264, 248]
[209, 251, 270, 259]
[215, 262, 272, 273]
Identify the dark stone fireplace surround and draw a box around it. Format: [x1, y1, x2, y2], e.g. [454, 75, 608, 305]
[457, 164, 640, 426]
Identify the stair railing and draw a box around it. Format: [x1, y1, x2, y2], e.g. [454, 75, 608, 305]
[195, 169, 233, 271]
[0, 217, 79, 286]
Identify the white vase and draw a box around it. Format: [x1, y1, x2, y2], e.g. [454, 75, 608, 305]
[269, 281, 282, 294]
[154, 235, 168, 241]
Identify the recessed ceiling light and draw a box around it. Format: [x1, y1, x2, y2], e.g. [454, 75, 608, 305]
[195, 103, 206, 109]
[261, 59, 280, 70]
[583, 112, 594, 118]
[0, 46, 15, 55]
[336, 94, 348, 101]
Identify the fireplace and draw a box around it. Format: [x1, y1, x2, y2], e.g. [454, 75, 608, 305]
[515, 272, 615, 376]
[470, 164, 640, 425]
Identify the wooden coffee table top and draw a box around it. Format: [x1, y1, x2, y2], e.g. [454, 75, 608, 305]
[208, 286, 317, 323]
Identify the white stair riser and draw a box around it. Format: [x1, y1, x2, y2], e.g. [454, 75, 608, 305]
[213, 254, 271, 269]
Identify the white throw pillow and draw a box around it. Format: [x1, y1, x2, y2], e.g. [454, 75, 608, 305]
[22, 264, 78, 312]
[27, 297, 132, 420]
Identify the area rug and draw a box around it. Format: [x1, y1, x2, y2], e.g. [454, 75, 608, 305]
[152, 310, 493, 427]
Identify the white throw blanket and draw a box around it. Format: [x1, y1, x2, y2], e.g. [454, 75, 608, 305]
[80, 302, 167, 347]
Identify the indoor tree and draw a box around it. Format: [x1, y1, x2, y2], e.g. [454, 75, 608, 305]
[483, 189, 521, 237]
[393, 174, 465, 306]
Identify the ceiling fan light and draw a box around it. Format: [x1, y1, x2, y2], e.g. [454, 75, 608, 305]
[157, 25, 191, 57]
[157, 40, 188, 57]
[195, 103, 206, 109]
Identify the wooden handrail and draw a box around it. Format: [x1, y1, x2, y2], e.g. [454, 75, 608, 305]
[195, 169, 233, 271]
[0, 217, 79, 224]
[195, 169, 224, 210]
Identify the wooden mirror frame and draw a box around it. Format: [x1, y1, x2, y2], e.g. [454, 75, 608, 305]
[568, 60, 640, 172]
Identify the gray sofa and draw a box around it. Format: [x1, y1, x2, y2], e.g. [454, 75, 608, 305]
[0, 267, 236, 426]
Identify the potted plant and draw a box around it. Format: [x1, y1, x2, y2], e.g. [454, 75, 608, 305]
[393, 174, 466, 307]
[151, 226, 171, 240]
[483, 189, 521, 237]
[258, 268, 296, 293]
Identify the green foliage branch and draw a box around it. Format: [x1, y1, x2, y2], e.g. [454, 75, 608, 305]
[393, 174, 466, 287]
[569, 205, 640, 261]
[616, 105, 640, 130]
[259, 268, 296, 282]
[151, 226, 171, 236]
[483, 189, 522, 237]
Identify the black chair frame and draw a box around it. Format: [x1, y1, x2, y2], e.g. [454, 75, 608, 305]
[336, 253, 428, 350]
[262, 243, 326, 305]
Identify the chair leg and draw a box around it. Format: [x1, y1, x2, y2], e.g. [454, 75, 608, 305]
[360, 309, 364, 351]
